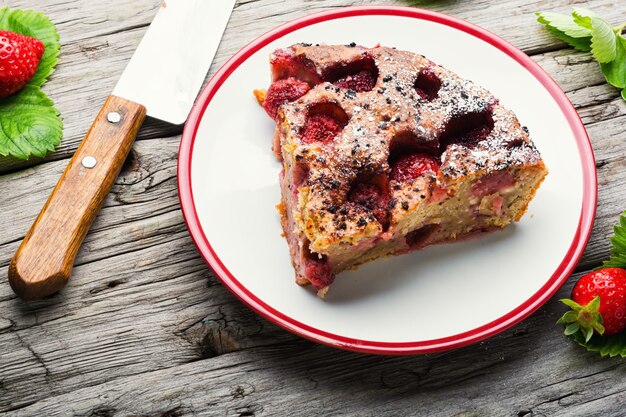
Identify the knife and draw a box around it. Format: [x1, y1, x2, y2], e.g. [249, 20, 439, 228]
[8, 0, 236, 300]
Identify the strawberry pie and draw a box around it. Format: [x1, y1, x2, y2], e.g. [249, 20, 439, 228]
[255, 44, 548, 297]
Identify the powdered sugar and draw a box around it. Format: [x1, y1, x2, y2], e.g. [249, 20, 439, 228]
[274, 44, 544, 247]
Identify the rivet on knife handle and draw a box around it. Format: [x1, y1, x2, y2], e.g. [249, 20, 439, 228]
[8, 95, 146, 300]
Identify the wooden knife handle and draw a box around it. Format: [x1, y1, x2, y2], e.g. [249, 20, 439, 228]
[9, 95, 147, 300]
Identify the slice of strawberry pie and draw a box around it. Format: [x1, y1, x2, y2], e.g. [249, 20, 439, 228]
[255, 44, 548, 297]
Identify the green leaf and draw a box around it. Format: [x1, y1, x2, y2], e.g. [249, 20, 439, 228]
[536, 12, 592, 38]
[557, 310, 579, 324]
[600, 35, 626, 90]
[545, 26, 592, 52]
[0, 7, 62, 159]
[536, 12, 592, 52]
[564, 322, 580, 336]
[584, 326, 594, 342]
[0, 7, 60, 87]
[592, 322, 606, 335]
[571, 7, 597, 29]
[571, 331, 626, 357]
[560, 298, 583, 310]
[590, 17, 617, 63]
[558, 294, 606, 345]
[602, 211, 626, 269]
[0, 86, 62, 159]
[536, 8, 626, 102]
[588, 295, 601, 311]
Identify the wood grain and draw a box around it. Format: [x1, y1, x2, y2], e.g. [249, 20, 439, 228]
[0, 0, 623, 174]
[1, 0, 626, 416]
[8, 96, 146, 300]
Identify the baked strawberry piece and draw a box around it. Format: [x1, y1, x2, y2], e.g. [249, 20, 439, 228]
[257, 44, 548, 296]
[261, 77, 311, 120]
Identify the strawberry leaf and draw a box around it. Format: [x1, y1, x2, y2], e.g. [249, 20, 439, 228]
[536, 12, 592, 38]
[0, 7, 62, 160]
[560, 298, 582, 309]
[544, 26, 592, 52]
[558, 296, 605, 344]
[0, 86, 62, 158]
[592, 321, 605, 334]
[535, 12, 592, 52]
[600, 36, 626, 90]
[590, 17, 617, 63]
[588, 295, 601, 311]
[571, 7, 597, 29]
[557, 310, 579, 324]
[584, 326, 594, 342]
[571, 331, 626, 357]
[537, 8, 626, 102]
[564, 322, 580, 336]
[601, 211, 626, 269]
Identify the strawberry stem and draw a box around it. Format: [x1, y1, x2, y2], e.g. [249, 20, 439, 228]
[557, 296, 605, 341]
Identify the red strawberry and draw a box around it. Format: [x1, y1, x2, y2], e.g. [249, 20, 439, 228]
[0, 30, 45, 98]
[347, 182, 390, 229]
[390, 153, 440, 183]
[303, 250, 334, 290]
[269, 48, 300, 81]
[262, 77, 310, 119]
[414, 69, 442, 101]
[558, 268, 626, 340]
[333, 69, 377, 92]
[302, 113, 343, 144]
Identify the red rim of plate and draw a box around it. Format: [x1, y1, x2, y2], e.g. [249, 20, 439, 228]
[177, 6, 597, 355]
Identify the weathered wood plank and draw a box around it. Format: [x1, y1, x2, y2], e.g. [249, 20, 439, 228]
[532, 48, 626, 270]
[0, 139, 296, 411]
[2, 0, 626, 416]
[0, 239, 295, 413]
[0, 236, 295, 409]
[1, 49, 624, 265]
[8, 0, 622, 57]
[0, 0, 623, 173]
[7, 0, 162, 43]
[0, 93, 624, 411]
[4, 272, 626, 417]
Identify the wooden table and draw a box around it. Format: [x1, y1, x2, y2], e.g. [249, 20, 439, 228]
[1, 0, 625, 415]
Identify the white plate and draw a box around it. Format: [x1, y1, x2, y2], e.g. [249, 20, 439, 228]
[178, 7, 596, 354]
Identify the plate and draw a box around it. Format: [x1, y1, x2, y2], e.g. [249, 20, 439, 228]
[178, 6, 596, 354]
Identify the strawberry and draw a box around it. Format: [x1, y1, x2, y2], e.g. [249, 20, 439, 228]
[347, 182, 390, 229]
[414, 68, 442, 101]
[303, 249, 334, 290]
[269, 48, 301, 81]
[390, 153, 440, 183]
[558, 268, 626, 341]
[302, 113, 343, 144]
[0, 30, 45, 98]
[333, 69, 377, 92]
[262, 77, 310, 120]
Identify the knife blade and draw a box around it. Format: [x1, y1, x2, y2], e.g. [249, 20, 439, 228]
[8, 0, 236, 300]
[114, 0, 236, 125]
